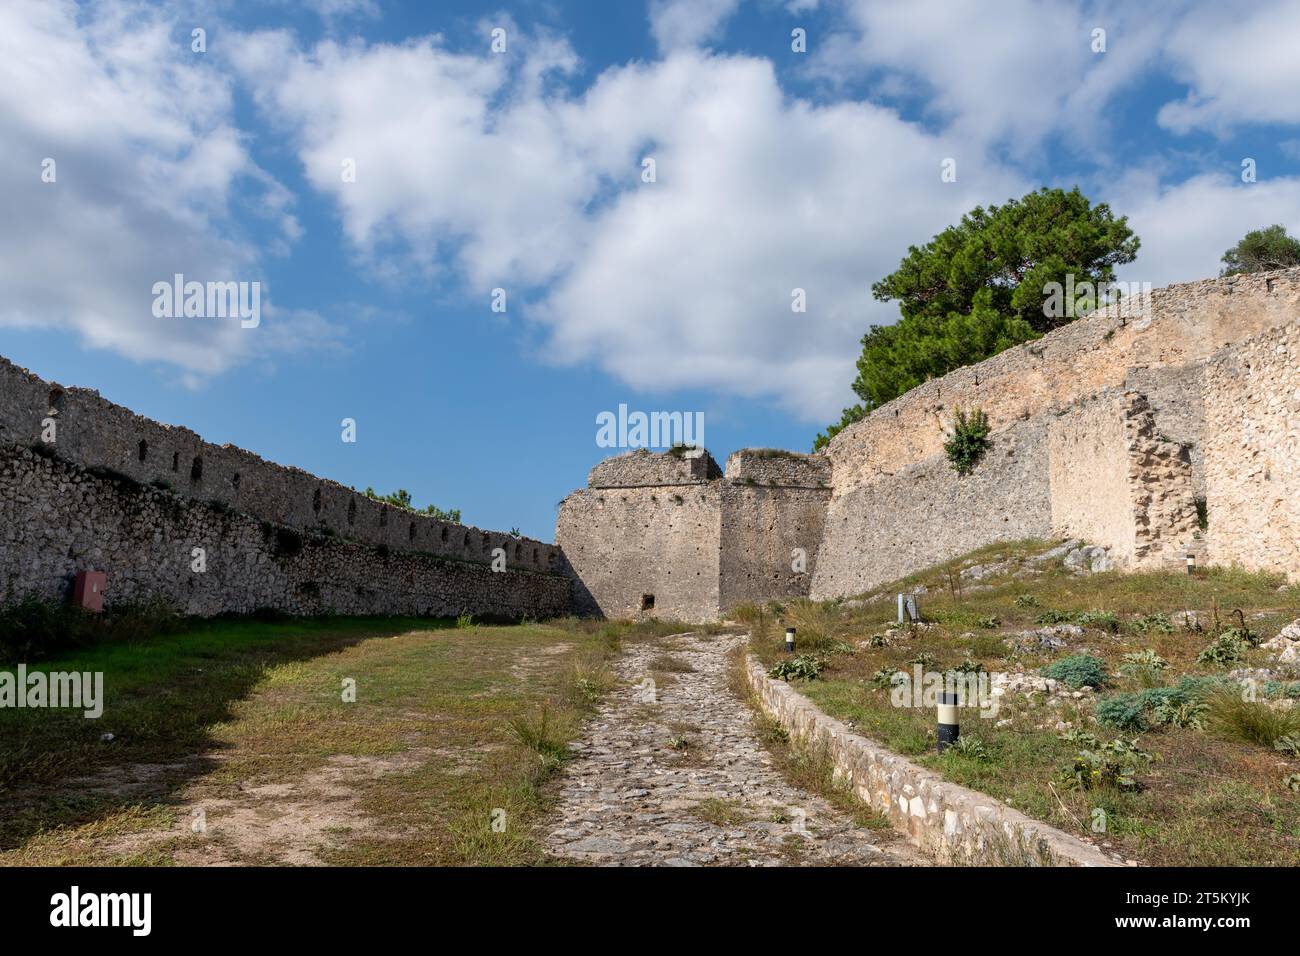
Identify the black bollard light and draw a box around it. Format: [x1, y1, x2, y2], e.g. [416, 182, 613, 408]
[937, 691, 959, 753]
[1186, 551, 1196, 576]
[785, 627, 796, 653]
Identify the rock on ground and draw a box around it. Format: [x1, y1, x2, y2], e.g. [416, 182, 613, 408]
[542, 633, 927, 867]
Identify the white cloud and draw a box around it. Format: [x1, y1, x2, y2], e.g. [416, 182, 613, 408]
[1157, 0, 1300, 133]
[0, 0, 323, 379]
[1105, 170, 1300, 287]
[649, 0, 742, 53]
[235, 33, 1027, 419]
[813, 0, 1177, 161]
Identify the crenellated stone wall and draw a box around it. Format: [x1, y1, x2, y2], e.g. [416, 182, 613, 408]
[0, 353, 571, 621]
[1, 445, 570, 618]
[0, 354, 562, 576]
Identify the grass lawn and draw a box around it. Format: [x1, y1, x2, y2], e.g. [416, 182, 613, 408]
[0, 614, 670, 866]
[744, 539, 1300, 866]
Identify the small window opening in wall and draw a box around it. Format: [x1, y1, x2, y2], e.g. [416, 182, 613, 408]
[48, 387, 65, 415]
[409, 522, 416, 542]
[190, 456, 203, 483]
[532, 548, 538, 564]
[514, 544, 521, 561]
[171, 452, 179, 472]
[137, 439, 148, 462]
[232, 472, 241, 491]
[312, 487, 322, 514]
[463, 533, 471, 548]
[640, 594, 655, 611]
[441, 527, 449, 543]
[347, 498, 356, 525]
[379, 507, 388, 527]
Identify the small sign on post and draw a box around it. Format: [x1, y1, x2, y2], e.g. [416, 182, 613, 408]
[897, 593, 920, 625]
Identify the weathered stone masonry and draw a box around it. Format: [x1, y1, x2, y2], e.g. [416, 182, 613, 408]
[1204, 320, 1300, 580]
[556, 449, 829, 622]
[7, 268, 1300, 625]
[561, 267, 1300, 621]
[0, 355, 569, 618]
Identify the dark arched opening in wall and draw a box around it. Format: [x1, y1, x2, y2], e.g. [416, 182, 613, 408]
[47, 387, 64, 415]
[190, 456, 203, 483]
[409, 522, 416, 542]
[441, 527, 449, 543]
[137, 439, 148, 462]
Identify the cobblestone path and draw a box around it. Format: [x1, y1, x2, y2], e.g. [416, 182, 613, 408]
[543, 632, 928, 866]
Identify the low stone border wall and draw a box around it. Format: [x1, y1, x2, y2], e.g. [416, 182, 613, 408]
[743, 655, 1122, 867]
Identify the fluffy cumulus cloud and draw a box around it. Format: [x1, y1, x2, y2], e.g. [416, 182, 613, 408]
[648, 0, 741, 53]
[0, 0, 325, 383]
[7, 0, 1300, 415]
[820, 0, 1300, 147]
[231, 31, 1027, 418]
[1157, 0, 1300, 133]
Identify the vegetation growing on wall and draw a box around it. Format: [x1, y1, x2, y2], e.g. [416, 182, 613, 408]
[363, 487, 461, 522]
[943, 408, 992, 476]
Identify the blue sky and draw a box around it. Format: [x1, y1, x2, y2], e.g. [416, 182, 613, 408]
[2, 0, 1299, 540]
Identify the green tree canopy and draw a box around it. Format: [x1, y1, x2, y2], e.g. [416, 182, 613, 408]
[814, 187, 1139, 451]
[1220, 224, 1300, 276]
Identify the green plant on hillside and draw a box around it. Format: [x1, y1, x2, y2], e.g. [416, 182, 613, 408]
[1152, 697, 1209, 730]
[944, 407, 992, 476]
[1014, 594, 1039, 608]
[1120, 648, 1169, 674]
[1058, 736, 1154, 792]
[870, 668, 903, 689]
[1075, 610, 1120, 633]
[1207, 689, 1300, 747]
[768, 654, 827, 682]
[1041, 654, 1109, 689]
[1273, 735, 1300, 758]
[1198, 632, 1248, 666]
[1129, 612, 1174, 636]
[948, 735, 991, 761]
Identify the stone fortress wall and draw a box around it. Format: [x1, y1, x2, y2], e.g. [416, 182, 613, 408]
[7, 267, 1300, 626]
[1204, 320, 1300, 578]
[0, 355, 569, 618]
[557, 449, 830, 621]
[562, 266, 1300, 620]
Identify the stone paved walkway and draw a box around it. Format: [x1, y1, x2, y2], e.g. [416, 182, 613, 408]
[543, 632, 928, 866]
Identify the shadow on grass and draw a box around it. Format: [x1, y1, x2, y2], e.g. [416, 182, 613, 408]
[0, 614, 457, 854]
